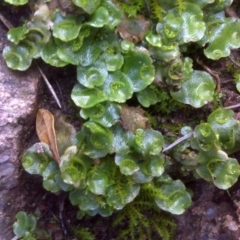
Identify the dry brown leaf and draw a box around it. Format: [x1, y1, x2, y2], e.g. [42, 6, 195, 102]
[117, 15, 150, 43]
[36, 109, 60, 164]
[120, 104, 150, 133]
[48, 0, 76, 15]
[54, 111, 76, 156]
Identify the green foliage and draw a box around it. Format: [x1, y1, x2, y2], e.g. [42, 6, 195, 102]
[121, 49, 155, 92]
[13, 212, 37, 239]
[72, 227, 95, 240]
[119, 0, 145, 17]
[172, 108, 240, 190]
[72, 0, 101, 14]
[77, 121, 114, 158]
[4, 0, 240, 239]
[113, 185, 177, 240]
[137, 176, 192, 215]
[80, 101, 121, 127]
[225, 58, 240, 93]
[170, 70, 215, 108]
[13, 211, 95, 240]
[234, 71, 240, 93]
[7, 25, 28, 44]
[3, 44, 32, 70]
[12, 211, 49, 240]
[23, 143, 73, 192]
[52, 13, 82, 42]
[151, 87, 186, 114]
[202, 16, 240, 60]
[4, 0, 28, 5]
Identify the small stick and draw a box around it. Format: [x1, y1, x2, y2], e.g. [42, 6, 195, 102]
[58, 192, 75, 239]
[11, 237, 19, 240]
[162, 132, 193, 152]
[0, 12, 13, 29]
[225, 7, 239, 18]
[228, 56, 240, 68]
[196, 57, 221, 93]
[223, 103, 240, 110]
[36, 63, 62, 108]
[162, 101, 240, 152]
[144, 0, 151, 17]
[54, 79, 65, 110]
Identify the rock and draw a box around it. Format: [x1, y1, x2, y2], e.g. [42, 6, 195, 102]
[0, 22, 41, 239]
[175, 181, 240, 240]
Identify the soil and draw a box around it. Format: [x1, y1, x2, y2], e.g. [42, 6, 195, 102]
[1, 2, 240, 240]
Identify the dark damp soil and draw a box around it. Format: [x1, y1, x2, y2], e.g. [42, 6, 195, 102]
[2, 1, 240, 240]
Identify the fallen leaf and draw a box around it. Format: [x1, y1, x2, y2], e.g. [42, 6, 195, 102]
[117, 15, 150, 43]
[54, 111, 76, 156]
[48, 0, 76, 15]
[36, 109, 60, 163]
[120, 104, 150, 133]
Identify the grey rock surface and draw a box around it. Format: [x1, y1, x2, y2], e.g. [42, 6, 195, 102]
[0, 22, 40, 239]
[175, 181, 240, 240]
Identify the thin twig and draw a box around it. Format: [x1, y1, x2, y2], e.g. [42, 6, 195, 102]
[54, 79, 65, 110]
[11, 236, 19, 240]
[228, 56, 240, 68]
[58, 192, 75, 239]
[36, 63, 62, 108]
[223, 103, 240, 110]
[225, 7, 239, 18]
[144, 0, 151, 17]
[196, 57, 221, 93]
[162, 132, 193, 152]
[0, 12, 13, 29]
